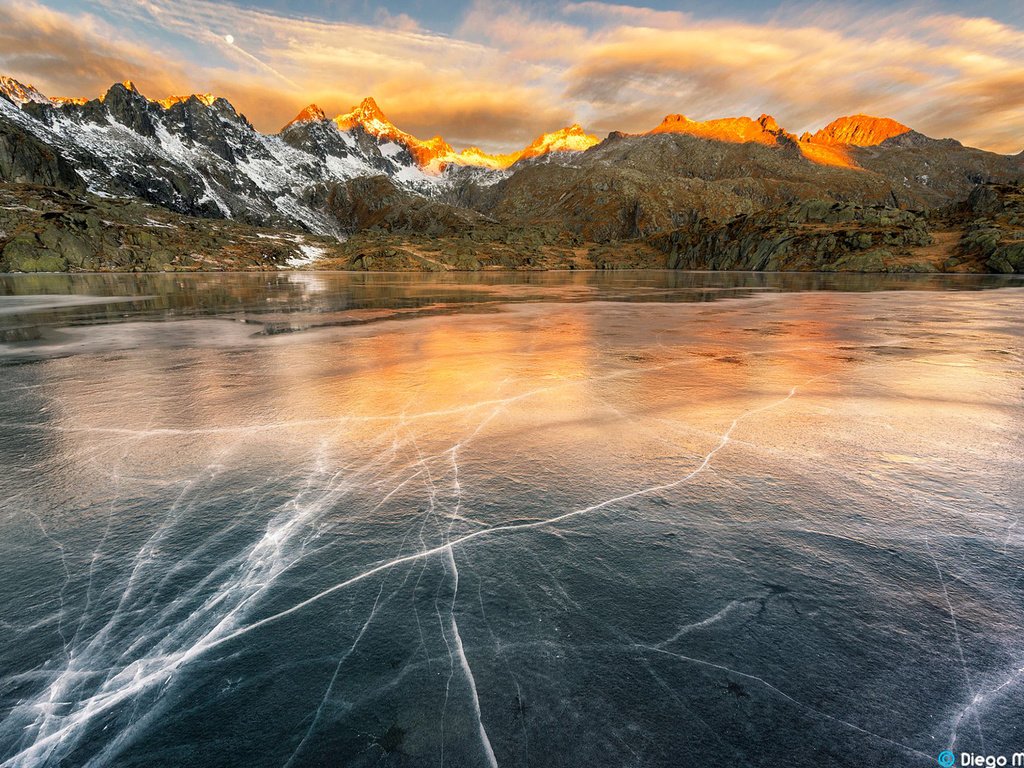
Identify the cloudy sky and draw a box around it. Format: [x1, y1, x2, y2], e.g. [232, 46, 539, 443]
[1, 0, 1022, 153]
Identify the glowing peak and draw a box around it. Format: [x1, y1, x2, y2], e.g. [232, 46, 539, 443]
[333, 98, 457, 172]
[807, 115, 911, 146]
[648, 113, 790, 145]
[334, 97, 400, 136]
[336, 97, 392, 129]
[50, 96, 88, 107]
[0, 75, 50, 106]
[284, 103, 327, 128]
[758, 114, 782, 133]
[357, 97, 385, 118]
[520, 123, 600, 158]
[156, 94, 217, 109]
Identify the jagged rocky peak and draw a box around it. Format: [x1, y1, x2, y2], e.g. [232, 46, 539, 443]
[0, 75, 50, 106]
[92, 82, 233, 116]
[157, 94, 218, 109]
[757, 114, 783, 133]
[333, 97, 455, 169]
[283, 94, 601, 172]
[98, 80, 149, 109]
[105, 80, 142, 99]
[520, 124, 600, 158]
[285, 104, 328, 128]
[4, 74, 243, 117]
[335, 96, 395, 134]
[806, 115, 911, 146]
[94, 81, 158, 137]
[648, 112, 793, 145]
[50, 96, 89, 107]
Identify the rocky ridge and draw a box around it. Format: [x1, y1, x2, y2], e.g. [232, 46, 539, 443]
[1, 74, 1023, 273]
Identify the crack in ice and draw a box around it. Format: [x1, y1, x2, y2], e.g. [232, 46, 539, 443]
[0, 368, 844, 766]
[928, 539, 985, 752]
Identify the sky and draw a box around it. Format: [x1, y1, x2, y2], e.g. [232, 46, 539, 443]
[1, 0, 1022, 153]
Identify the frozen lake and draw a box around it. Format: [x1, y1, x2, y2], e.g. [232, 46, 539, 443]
[1, 271, 1022, 767]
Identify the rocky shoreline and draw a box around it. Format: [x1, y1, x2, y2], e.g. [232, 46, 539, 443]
[2, 180, 1023, 274]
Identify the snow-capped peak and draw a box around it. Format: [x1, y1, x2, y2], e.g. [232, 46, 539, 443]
[334, 97, 402, 137]
[0, 75, 50, 106]
[334, 97, 455, 170]
[284, 104, 327, 129]
[519, 124, 600, 158]
[328, 97, 601, 172]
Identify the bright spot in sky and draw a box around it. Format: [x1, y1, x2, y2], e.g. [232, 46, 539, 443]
[224, 34, 234, 44]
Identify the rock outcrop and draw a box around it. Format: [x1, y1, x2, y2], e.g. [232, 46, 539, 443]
[652, 200, 936, 272]
[0, 113, 83, 191]
[951, 184, 1024, 273]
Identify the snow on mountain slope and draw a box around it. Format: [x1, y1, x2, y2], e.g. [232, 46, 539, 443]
[1, 78, 496, 235]
[3, 76, 618, 235]
[0, 75, 50, 106]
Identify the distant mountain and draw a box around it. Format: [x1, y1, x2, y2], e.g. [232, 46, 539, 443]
[0, 79, 464, 234]
[0, 75, 49, 106]
[1, 74, 1022, 245]
[804, 115, 912, 146]
[328, 97, 600, 171]
[648, 113, 789, 145]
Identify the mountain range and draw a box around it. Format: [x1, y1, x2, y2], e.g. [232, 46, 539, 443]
[1, 74, 1022, 274]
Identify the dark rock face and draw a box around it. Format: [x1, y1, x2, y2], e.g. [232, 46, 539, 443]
[99, 82, 158, 137]
[326, 175, 484, 235]
[162, 97, 250, 163]
[0, 115, 84, 191]
[651, 200, 937, 272]
[279, 119, 397, 176]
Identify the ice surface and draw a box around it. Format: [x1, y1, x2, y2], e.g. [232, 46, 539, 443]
[0, 271, 1022, 767]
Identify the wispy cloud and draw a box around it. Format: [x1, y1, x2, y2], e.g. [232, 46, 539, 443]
[1, 0, 1022, 153]
[0, 0, 188, 98]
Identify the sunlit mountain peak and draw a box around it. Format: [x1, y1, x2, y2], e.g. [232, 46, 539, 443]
[333, 97, 455, 169]
[0, 75, 50, 106]
[335, 97, 403, 136]
[284, 103, 327, 128]
[648, 113, 790, 145]
[49, 96, 89, 107]
[805, 114, 911, 146]
[156, 94, 218, 109]
[519, 124, 600, 159]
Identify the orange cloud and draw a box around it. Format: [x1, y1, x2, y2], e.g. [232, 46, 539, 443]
[557, 5, 1024, 152]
